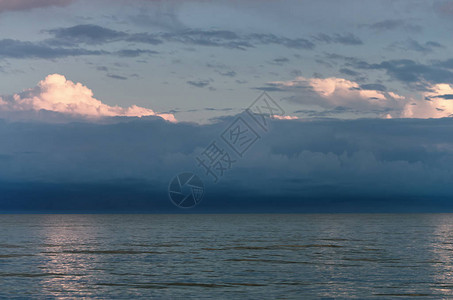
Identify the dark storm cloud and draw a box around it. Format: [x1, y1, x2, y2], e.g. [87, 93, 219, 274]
[2, 116, 453, 212]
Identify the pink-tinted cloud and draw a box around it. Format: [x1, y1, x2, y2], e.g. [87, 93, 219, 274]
[401, 83, 453, 118]
[273, 115, 299, 120]
[271, 76, 453, 119]
[0, 74, 176, 122]
[272, 76, 390, 105]
[270, 76, 403, 117]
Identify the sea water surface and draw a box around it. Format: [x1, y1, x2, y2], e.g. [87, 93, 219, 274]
[0, 214, 452, 298]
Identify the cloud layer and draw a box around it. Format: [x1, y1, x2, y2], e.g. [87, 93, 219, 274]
[1, 116, 453, 212]
[0, 74, 175, 121]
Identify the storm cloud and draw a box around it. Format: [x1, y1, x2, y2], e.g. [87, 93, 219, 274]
[1, 115, 453, 212]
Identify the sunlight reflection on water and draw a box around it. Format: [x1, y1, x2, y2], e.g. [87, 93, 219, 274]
[0, 214, 452, 298]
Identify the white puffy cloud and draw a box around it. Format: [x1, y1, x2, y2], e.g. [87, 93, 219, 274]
[269, 76, 406, 118]
[401, 83, 453, 118]
[268, 76, 453, 119]
[271, 76, 400, 110]
[270, 76, 453, 119]
[0, 74, 176, 122]
[309, 77, 386, 101]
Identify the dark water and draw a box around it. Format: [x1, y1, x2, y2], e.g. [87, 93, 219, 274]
[0, 214, 452, 298]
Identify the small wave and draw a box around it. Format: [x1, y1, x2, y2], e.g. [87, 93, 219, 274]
[225, 258, 310, 264]
[0, 254, 35, 258]
[0, 273, 64, 278]
[374, 293, 433, 297]
[61, 250, 162, 254]
[202, 244, 343, 251]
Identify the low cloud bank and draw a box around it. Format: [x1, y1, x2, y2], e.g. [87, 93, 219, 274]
[0, 116, 452, 212]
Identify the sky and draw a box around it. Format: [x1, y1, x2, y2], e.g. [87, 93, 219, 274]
[1, 0, 453, 212]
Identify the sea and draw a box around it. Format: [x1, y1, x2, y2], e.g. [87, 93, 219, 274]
[0, 214, 452, 299]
